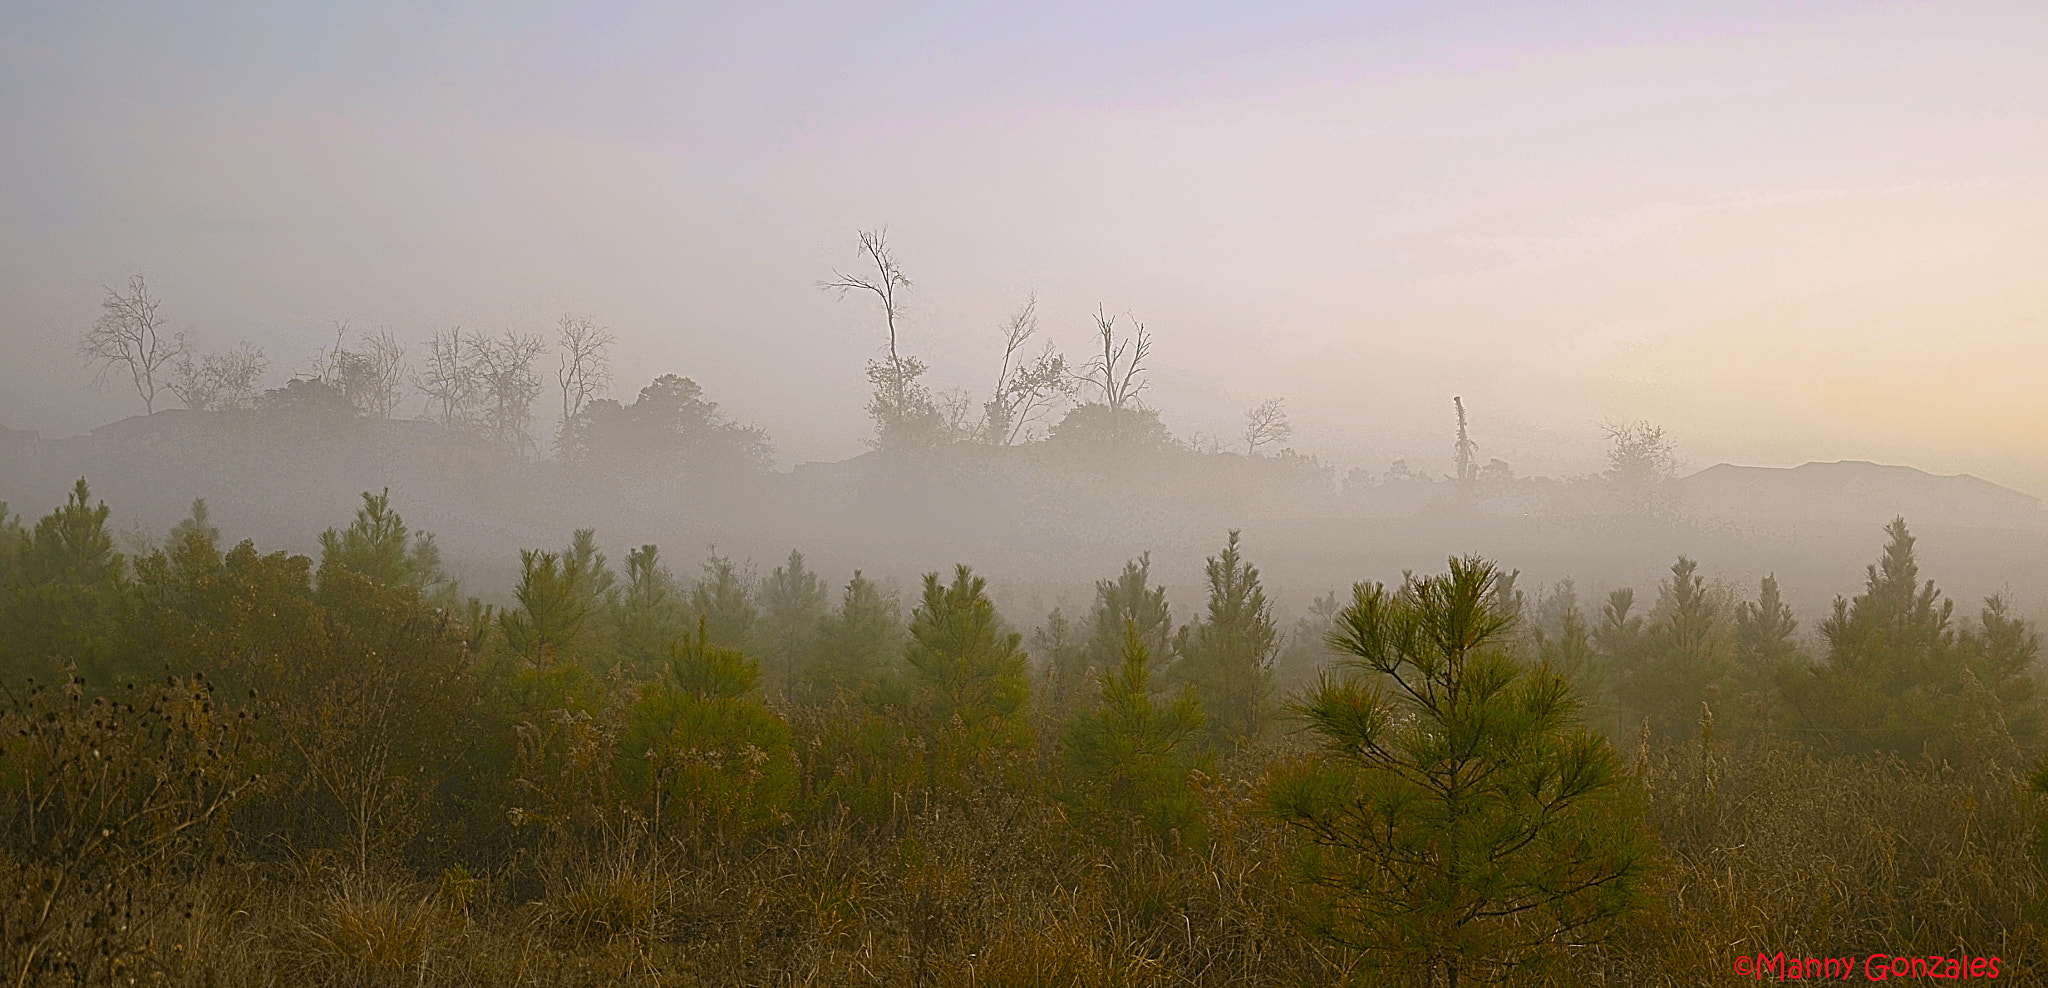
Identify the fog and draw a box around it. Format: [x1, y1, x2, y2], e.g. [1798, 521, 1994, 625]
[6, 1, 2048, 621]
[14, 5, 2048, 984]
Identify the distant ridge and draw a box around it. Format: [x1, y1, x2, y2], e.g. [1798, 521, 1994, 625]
[1672, 460, 2044, 527]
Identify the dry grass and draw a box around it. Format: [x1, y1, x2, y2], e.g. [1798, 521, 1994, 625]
[3, 671, 2042, 986]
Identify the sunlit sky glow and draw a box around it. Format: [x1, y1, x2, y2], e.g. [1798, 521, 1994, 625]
[5, 2, 2046, 489]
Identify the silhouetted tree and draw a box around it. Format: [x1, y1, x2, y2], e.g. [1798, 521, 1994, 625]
[1601, 419, 1677, 515]
[823, 229, 948, 451]
[1078, 305, 1151, 445]
[79, 276, 186, 414]
[169, 342, 269, 412]
[312, 327, 408, 419]
[1243, 397, 1292, 456]
[1453, 396, 1478, 503]
[554, 314, 615, 448]
[469, 331, 546, 455]
[560, 373, 773, 475]
[978, 295, 1074, 444]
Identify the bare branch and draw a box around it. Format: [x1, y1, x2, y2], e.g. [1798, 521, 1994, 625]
[554, 314, 616, 447]
[79, 275, 187, 414]
[1243, 397, 1293, 456]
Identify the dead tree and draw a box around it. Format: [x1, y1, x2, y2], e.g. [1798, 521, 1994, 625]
[79, 275, 187, 414]
[1243, 397, 1292, 456]
[1080, 306, 1151, 442]
[820, 229, 914, 426]
[978, 295, 1074, 444]
[417, 327, 477, 426]
[555, 315, 616, 446]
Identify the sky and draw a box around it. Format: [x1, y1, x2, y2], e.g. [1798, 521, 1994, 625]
[4, 1, 2047, 490]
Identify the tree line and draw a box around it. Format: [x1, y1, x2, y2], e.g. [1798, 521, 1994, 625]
[1, 479, 2042, 984]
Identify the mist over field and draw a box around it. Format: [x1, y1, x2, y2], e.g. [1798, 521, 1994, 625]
[4, 3, 2048, 986]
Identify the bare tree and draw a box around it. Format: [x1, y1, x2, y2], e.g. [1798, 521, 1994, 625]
[169, 342, 269, 411]
[934, 386, 978, 441]
[1080, 306, 1151, 441]
[555, 315, 616, 446]
[312, 325, 408, 418]
[79, 275, 188, 414]
[821, 229, 916, 430]
[1243, 397, 1292, 456]
[469, 331, 547, 456]
[977, 295, 1075, 444]
[417, 327, 478, 426]
[1453, 396, 1479, 501]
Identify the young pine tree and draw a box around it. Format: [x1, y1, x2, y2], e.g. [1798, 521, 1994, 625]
[1172, 530, 1278, 746]
[690, 551, 758, 649]
[4, 479, 129, 684]
[619, 618, 797, 841]
[499, 549, 591, 668]
[1268, 557, 1652, 987]
[904, 564, 1030, 740]
[315, 489, 447, 595]
[615, 544, 690, 672]
[1531, 579, 1617, 737]
[1613, 556, 1736, 739]
[753, 549, 827, 700]
[1062, 624, 1208, 848]
[810, 570, 902, 703]
[1085, 554, 1173, 673]
[1787, 517, 1965, 756]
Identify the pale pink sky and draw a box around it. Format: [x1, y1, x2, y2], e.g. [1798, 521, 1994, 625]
[4, 2, 2046, 489]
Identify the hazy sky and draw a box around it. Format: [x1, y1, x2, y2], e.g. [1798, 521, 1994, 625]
[5, 2, 2046, 489]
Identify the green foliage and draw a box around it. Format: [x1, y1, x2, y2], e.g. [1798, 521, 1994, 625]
[1734, 573, 1799, 667]
[1269, 556, 1652, 985]
[2, 479, 130, 685]
[1032, 606, 1092, 728]
[1611, 556, 1739, 740]
[810, 570, 902, 702]
[1531, 579, 1616, 736]
[689, 552, 757, 649]
[129, 535, 325, 699]
[615, 543, 689, 672]
[1062, 624, 1208, 847]
[620, 629, 795, 841]
[316, 489, 448, 595]
[754, 549, 827, 700]
[1963, 594, 2042, 749]
[1273, 589, 1340, 698]
[904, 564, 1030, 734]
[0, 501, 26, 584]
[1171, 530, 1277, 746]
[501, 549, 593, 667]
[1086, 554, 1173, 679]
[1784, 517, 1975, 757]
[666, 617, 760, 700]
